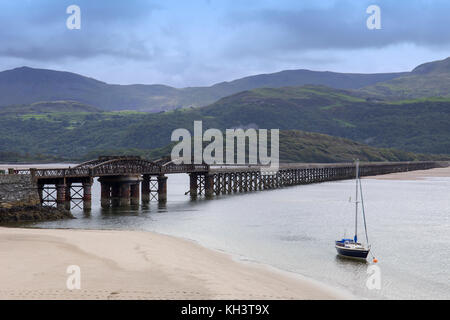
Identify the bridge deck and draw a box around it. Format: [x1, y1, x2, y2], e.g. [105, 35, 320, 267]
[10, 160, 447, 180]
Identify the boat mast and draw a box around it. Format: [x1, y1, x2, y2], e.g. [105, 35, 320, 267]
[354, 160, 359, 243]
[360, 176, 369, 244]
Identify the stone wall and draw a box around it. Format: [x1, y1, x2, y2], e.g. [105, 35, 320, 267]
[0, 174, 73, 223]
[0, 174, 40, 209]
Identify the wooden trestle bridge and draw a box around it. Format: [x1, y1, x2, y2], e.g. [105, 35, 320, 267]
[8, 156, 445, 210]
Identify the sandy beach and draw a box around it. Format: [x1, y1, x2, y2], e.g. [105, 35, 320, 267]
[365, 166, 450, 180]
[0, 227, 344, 300]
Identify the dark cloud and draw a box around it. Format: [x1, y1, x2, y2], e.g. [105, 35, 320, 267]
[0, 0, 159, 61]
[0, 0, 448, 86]
[224, 0, 450, 57]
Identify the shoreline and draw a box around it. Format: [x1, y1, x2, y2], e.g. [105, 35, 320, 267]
[364, 166, 450, 181]
[0, 227, 349, 300]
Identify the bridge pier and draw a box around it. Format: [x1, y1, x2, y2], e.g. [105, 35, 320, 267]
[98, 176, 141, 207]
[100, 181, 111, 208]
[111, 183, 121, 207]
[141, 175, 150, 203]
[37, 183, 44, 204]
[189, 173, 198, 199]
[56, 182, 66, 210]
[139, 174, 167, 203]
[64, 183, 72, 210]
[205, 174, 214, 198]
[130, 183, 140, 205]
[82, 180, 93, 210]
[120, 184, 131, 206]
[157, 175, 167, 204]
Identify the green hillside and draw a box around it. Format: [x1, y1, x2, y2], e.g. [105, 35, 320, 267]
[82, 130, 449, 163]
[1, 129, 446, 163]
[0, 101, 101, 115]
[359, 57, 450, 99]
[196, 87, 450, 154]
[0, 85, 449, 161]
[277, 130, 445, 163]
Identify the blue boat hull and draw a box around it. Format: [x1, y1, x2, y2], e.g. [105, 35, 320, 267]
[335, 246, 369, 259]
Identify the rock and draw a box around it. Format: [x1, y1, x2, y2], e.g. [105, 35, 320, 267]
[0, 205, 74, 223]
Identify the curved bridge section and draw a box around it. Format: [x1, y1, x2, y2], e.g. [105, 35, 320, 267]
[17, 156, 208, 179]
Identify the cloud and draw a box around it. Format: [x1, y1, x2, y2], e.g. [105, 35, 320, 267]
[0, 0, 159, 61]
[0, 0, 448, 86]
[223, 0, 450, 58]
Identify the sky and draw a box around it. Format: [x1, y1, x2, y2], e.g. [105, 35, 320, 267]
[0, 0, 449, 87]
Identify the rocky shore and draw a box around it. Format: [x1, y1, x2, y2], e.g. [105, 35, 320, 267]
[0, 205, 74, 223]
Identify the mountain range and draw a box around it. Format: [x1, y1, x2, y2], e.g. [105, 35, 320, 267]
[0, 57, 449, 162]
[0, 64, 413, 112]
[1, 57, 449, 113]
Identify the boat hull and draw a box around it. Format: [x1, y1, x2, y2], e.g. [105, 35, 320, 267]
[335, 246, 369, 259]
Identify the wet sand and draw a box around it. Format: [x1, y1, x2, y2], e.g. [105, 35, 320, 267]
[0, 227, 346, 300]
[365, 166, 450, 181]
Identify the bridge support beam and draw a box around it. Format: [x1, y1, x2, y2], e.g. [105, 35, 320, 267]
[157, 175, 167, 204]
[130, 183, 140, 205]
[56, 182, 66, 209]
[100, 181, 111, 208]
[37, 183, 44, 204]
[141, 175, 150, 204]
[64, 183, 72, 210]
[111, 183, 121, 207]
[120, 184, 131, 207]
[205, 174, 214, 198]
[83, 180, 93, 211]
[189, 173, 198, 199]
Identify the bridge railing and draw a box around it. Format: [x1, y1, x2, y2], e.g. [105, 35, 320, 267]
[162, 163, 209, 173]
[92, 164, 160, 176]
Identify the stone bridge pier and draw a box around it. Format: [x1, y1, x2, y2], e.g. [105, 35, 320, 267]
[99, 174, 168, 208]
[99, 176, 141, 208]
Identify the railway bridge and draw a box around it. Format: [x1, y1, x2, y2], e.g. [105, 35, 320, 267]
[7, 156, 445, 210]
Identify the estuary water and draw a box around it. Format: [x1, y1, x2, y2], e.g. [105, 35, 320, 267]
[27, 172, 449, 300]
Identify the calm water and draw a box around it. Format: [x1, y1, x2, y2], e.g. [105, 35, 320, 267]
[28, 173, 449, 299]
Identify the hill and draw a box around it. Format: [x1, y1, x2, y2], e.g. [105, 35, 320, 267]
[1, 129, 446, 163]
[0, 101, 101, 115]
[0, 85, 449, 160]
[278, 130, 445, 163]
[359, 57, 450, 99]
[195, 86, 450, 154]
[0, 66, 404, 112]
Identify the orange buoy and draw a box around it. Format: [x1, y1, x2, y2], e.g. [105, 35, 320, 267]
[373, 258, 378, 263]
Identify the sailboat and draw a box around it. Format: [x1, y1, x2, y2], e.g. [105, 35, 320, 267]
[335, 160, 371, 259]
